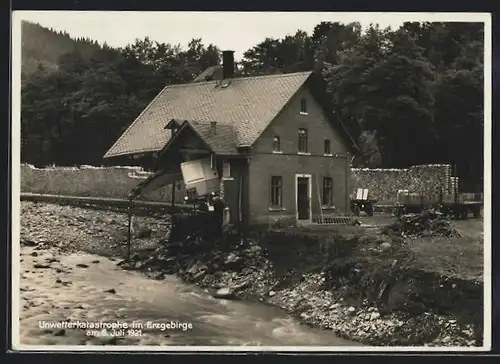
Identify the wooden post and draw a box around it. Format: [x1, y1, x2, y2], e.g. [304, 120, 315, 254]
[127, 196, 133, 258]
[345, 152, 350, 215]
[453, 164, 458, 205]
[171, 181, 176, 208]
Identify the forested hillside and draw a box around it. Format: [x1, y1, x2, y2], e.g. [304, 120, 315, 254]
[21, 21, 105, 80]
[20, 21, 484, 190]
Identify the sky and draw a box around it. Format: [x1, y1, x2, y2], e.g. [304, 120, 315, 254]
[13, 11, 490, 61]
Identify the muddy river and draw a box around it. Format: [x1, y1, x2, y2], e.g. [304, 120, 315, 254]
[18, 247, 360, 348]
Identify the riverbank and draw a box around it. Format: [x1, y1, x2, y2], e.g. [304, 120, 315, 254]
[18, 201, 484, 347]
[121, 224, 483, 347]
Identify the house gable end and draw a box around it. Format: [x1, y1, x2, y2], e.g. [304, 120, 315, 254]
[251, 84, 350, 156]
[158, 121, 214, 159]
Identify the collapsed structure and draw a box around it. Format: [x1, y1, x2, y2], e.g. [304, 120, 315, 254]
[104, 50, 359, 228]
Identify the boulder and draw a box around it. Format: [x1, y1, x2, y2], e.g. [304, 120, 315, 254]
[212, 287, 235, 299]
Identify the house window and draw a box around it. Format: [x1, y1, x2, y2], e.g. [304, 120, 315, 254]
[300, 98, 307, 114]
[222, 161, 231, 179]
[298, 128, 308, 153]
[271, 176, 283, 207]
[322, 177, 333, 206]
[324, 139, 331, 155]
[272, 136, 281, 152]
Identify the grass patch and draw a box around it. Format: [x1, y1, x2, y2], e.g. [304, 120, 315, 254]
[407, 236, 483, 281]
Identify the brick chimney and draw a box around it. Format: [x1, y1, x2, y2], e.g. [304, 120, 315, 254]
[210, 121, 217, 135]
[222, 50, 235, 79]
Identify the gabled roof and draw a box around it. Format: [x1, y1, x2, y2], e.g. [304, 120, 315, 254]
[161, 120, 239, 156]
[103, 71, 313, 159]
[188, 120, 239, 155]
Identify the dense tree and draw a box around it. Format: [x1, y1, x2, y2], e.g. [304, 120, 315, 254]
[327, 26, 437, 167]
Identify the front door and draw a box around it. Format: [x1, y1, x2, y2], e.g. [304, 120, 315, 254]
[297, 177, 310, 220]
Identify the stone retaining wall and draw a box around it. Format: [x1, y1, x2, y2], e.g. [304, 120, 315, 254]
[20, 164, 186, 202]
[350, 164, 453, 204]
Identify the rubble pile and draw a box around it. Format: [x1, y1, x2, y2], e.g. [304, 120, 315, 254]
[20, 201, 167, 256]
[268, 273, 478, 346]
[382, 209, 460, 238]
[119, 232, 276, 300]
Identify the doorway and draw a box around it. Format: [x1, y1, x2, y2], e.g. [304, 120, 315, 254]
[296, 174, 311, 222]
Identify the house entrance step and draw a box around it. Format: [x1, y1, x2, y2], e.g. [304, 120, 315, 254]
[312, 216, 354, 225]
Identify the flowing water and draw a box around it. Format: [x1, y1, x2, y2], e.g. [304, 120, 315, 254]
[20, 249, 362, 347]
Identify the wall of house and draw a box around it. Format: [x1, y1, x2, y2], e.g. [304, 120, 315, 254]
[248, 86, 350, 225]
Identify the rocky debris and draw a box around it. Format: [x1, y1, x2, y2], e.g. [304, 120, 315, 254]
[383, 210, 460, 238]
[20, 201, 168, 257]
[104, 288, 116, 294]
[268, 273, 480, 347]
[54, 329, 66, 336]
[106, 337, 119, 345]
[212, 287, 235, 299]
[33, 263, 51, 269]
[133, 226, 152, 239]
[92, 260, 100, 264]
[76, 264, 89, 268]
[21, 238, 38, 247]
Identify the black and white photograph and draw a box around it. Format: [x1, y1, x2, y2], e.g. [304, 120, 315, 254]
[11, 11, 491, 351]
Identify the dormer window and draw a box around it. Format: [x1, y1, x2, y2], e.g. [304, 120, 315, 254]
[272, 136, 281, 153]
[300, 98, 307, 115]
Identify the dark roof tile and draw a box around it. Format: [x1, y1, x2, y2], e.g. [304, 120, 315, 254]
[104, 71, 312, 158]
[187, 121, 239, 155]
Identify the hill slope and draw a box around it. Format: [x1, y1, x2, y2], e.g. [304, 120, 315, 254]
[21, 20, 104, 77]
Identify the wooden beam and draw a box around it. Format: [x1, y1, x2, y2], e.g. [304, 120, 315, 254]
[171, 181, 176, 208]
